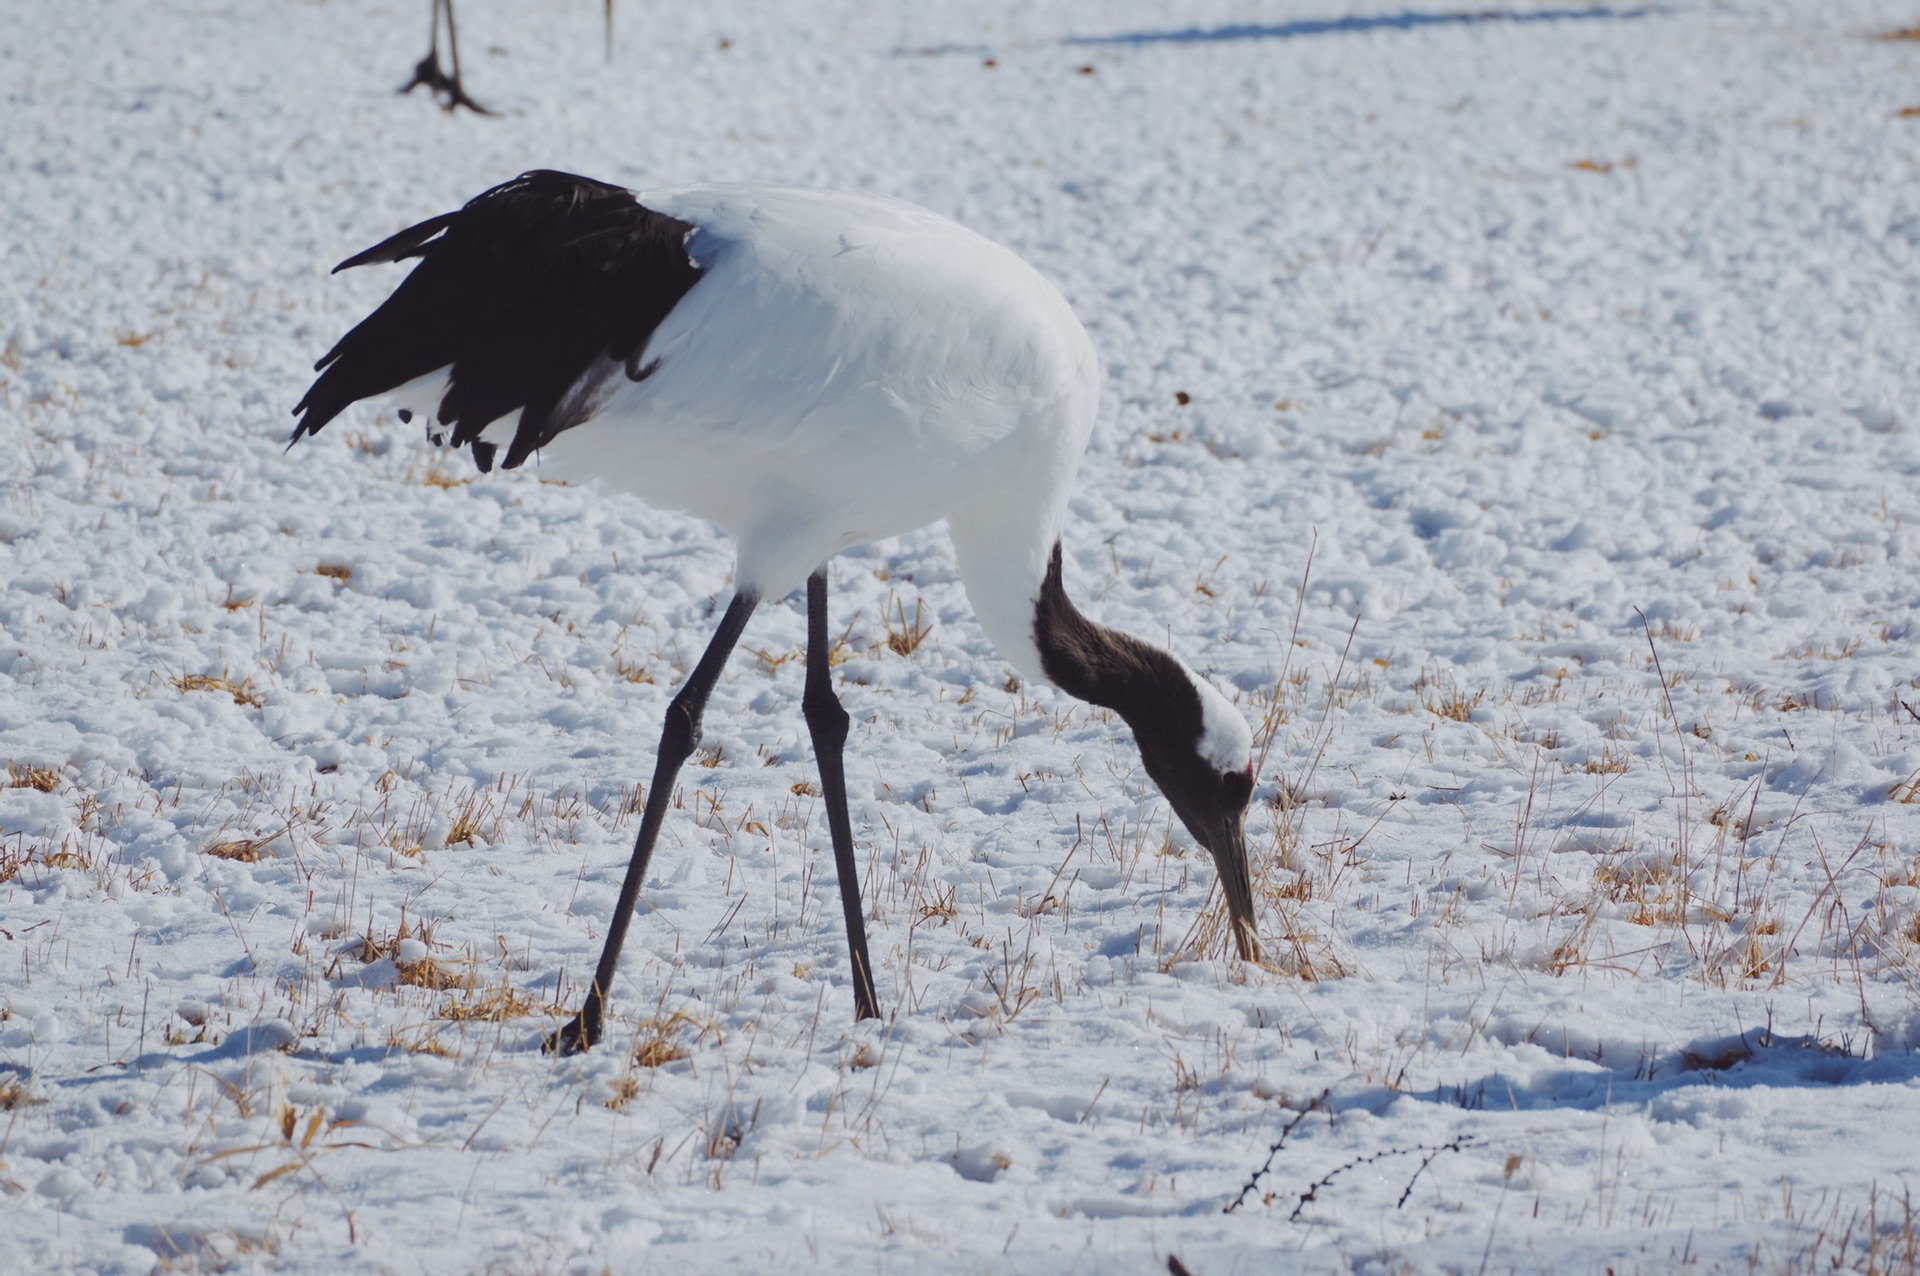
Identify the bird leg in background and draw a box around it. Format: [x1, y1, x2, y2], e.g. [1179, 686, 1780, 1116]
[400, 0, 492, 115]
[803, 570, 881, 1020]
[546, 591, 759, 1055]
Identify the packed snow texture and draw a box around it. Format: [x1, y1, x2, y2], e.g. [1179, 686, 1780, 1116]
[5, 1, 1920, 1271]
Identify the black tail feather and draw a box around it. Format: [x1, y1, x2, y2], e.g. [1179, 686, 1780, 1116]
[291, 170, 703, 470]
[332, 211, 461, 274]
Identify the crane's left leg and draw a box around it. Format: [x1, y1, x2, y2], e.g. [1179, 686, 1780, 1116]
[804, 570, 880, 1020]
[546, 590, 758, 1055]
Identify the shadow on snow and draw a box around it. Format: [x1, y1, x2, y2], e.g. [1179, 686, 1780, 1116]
[899, 7, 1665, 57]
[1345, 1028, 1920, 1117]
[1060, 7, 1663, 49]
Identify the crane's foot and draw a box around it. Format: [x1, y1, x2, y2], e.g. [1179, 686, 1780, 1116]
[852, 970, 879, 1022]
[543, 1008, 599, 1056]
[399, 55, 492, 115]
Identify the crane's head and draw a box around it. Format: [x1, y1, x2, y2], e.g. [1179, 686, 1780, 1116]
[1031, 543, 1262, 961]
[1130, 669, 1262, 963]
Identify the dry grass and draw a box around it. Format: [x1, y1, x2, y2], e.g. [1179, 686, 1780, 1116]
[445, 788, 501, 848]
[915, 881, 959, 925]
[1415, 669, 1483, 721]
[383, 1025, 454, 1057]
[632, 1010, 719, 1069]
[1768, 1183, 1920, 1276]
[883, 596, 933, 656]
[1581, 746, 1631, 775]
[0, 828, 114, 888]
[203, 833, 275, 862]
[7, 760, 58, 791]
[395, 954, 470, 992]
[353, 924, 473, 992]
[1591, 850, 1687, 928]
[171, 670, 264, 709]
[0, 1073, 31, 1110]
[439, 981, 543, 1023]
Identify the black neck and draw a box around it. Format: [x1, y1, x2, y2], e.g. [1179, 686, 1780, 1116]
[1033, 543, 1204, 746]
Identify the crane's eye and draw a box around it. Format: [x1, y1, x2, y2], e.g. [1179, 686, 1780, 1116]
[1221, 767, 1254, 808]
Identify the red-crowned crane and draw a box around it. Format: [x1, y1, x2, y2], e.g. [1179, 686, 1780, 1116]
[293, 171, 1261, 1055]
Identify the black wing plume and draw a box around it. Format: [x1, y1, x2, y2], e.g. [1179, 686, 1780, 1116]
[292, 170, 704, 471]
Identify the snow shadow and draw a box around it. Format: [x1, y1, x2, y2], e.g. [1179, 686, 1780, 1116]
[1061, 7, 1664, 48]
[1352, 1030, 1920, 1117]
[899, 7, 1664, 58]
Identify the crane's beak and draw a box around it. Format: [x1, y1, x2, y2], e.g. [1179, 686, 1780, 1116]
[1203, 811, 1261, 962]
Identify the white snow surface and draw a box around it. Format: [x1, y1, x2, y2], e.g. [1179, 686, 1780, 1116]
[5, 1, 1920, 1272]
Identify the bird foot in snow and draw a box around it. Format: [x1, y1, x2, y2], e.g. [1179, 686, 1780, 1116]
[399, 56, 492, 115]
[543, 1012, 598, 1056]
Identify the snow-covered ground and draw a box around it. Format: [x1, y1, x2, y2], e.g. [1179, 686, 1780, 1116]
[6, 0, 1920, 1270]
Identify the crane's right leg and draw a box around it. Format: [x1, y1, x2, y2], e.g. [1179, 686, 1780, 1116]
[803, 570, 880, 1020]
[546, 591, 758, 1055]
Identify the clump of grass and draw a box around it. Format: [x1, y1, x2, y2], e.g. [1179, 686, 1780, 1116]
[1, 831, 109, 885]
[383, 1025, 453, 1057]
[445, 788, 500, 848]
[1592, 850, 1686, 928]
[883, 596, 933, 656]
[1180, 879, 1349, 981]
[439, 981, 542, 1023]
[396, 953, 469, 992]
[0, 1072, 31, 1110]
[354, 923, 472, 992]
[749, 646, 798, 674]
[204, 834, 274, 863]
[313, 563, 353, 584]
[6, 761, 58, 792]
[613, 654, 655, 683]
[1581, 746, 1631, 775]
[915, 881, 959, 925]
[172, 670, 264, 709]
[1419, 677, 1483, 722]
[632, 1010, 718, 1068]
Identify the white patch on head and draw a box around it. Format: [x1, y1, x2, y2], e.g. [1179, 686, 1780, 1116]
[1184, 663, 1252, 773]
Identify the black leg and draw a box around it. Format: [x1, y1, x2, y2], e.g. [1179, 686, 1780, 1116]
[546, 591, 758, 1055]
[803, 570, 880, 1020]
[400, 0, 492, 115]
[400, 0, 448, 98]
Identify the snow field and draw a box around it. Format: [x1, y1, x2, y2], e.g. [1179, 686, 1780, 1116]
[5, 0, 1920, 1271]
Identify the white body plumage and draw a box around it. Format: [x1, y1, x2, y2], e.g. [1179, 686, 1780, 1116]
[393, 185, 1100, 682]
